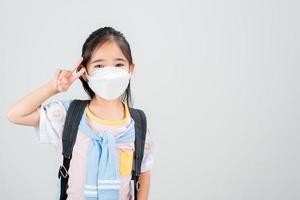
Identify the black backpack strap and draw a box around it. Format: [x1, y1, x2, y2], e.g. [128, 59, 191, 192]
[128, 108, 147, 199]
[58, 99, 90, 200]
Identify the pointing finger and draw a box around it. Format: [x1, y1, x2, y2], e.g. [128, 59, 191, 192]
[71, 67, 85, 82]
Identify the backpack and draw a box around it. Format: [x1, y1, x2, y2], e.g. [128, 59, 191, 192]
[57, 99, 147, 200]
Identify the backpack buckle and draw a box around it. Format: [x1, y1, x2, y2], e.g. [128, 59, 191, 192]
[136, 180, 140, 191]
[59, 165, 69, 178]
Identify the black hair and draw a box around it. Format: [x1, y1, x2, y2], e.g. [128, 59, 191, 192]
[78, 26, 134, 107]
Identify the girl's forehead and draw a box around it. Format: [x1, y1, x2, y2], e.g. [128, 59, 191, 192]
[91, 41, 126, 61]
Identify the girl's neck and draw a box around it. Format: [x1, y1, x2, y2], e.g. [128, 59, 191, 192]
[88, 95, 125, 121]
[91, 95, 123, 107]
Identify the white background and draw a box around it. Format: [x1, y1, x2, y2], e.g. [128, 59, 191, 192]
[1, 0, 299, 199]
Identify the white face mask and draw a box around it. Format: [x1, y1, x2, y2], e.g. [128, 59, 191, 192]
[87, 66, 132, 100]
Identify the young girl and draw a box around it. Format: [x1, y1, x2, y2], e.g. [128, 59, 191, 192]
[6, 27, 154, 200]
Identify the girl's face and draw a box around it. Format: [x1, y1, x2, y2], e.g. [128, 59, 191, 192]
[82, 41, 135, 80]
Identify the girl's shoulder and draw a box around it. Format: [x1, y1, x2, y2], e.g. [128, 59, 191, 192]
[37, 99, 74, 123]
[34, 98, 82, 145]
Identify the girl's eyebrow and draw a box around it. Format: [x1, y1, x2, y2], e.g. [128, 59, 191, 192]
[91, 58, 127, 64]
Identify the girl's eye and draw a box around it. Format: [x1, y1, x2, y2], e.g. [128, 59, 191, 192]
[115, 63, 124, 67]
[94, 63, 124, 68]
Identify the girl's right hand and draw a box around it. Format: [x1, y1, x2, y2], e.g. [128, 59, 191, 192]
[51, 57, 86, 93]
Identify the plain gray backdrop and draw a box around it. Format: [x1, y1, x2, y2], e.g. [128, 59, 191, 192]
[1, 0, 299, 199]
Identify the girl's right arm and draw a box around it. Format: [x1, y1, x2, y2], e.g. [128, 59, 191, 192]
[6, 57, 85, 127]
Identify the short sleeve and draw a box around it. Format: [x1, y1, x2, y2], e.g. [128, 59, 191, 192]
[34, 99, 72, 145]
[140, 127, 154, 172]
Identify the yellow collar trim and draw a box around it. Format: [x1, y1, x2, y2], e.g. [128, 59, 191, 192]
[85, 102, 130, 125]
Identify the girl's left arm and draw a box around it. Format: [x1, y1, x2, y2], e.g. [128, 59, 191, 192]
[138, 170, 151, 200]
